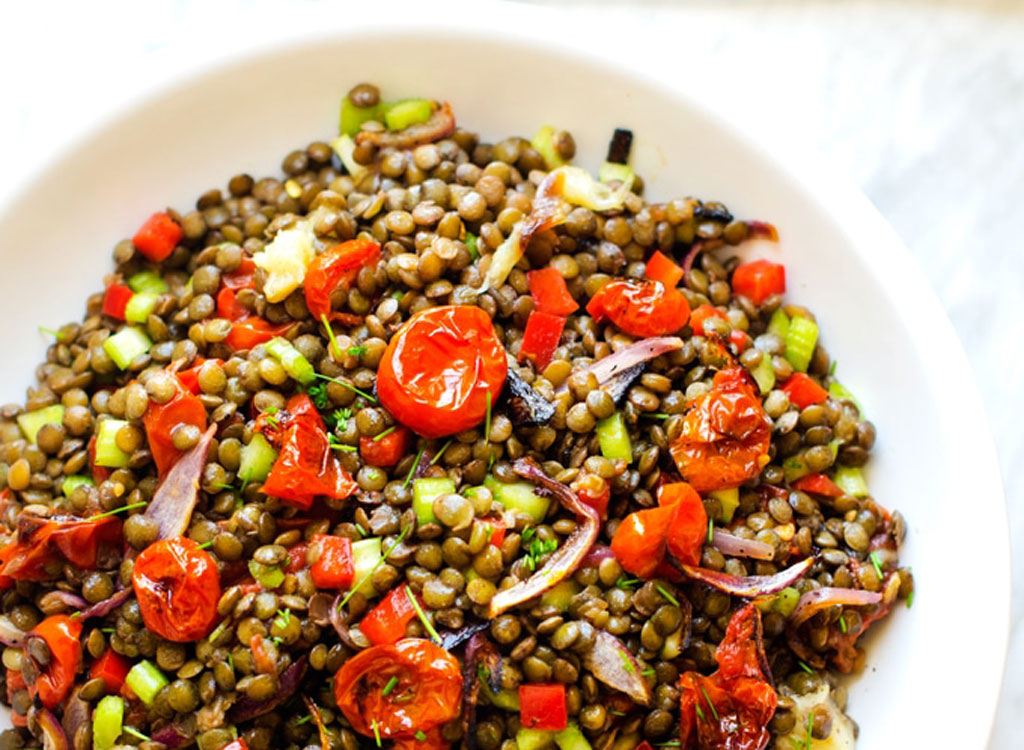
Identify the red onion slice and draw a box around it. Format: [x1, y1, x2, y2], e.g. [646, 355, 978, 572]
[556, 337, 684, 395]
[677, 556, 815, 598]
[78, 588, 131, 620]
[580, 544, 616, 569]
[38, 590, 88, 612]
[145, 424, 216, 541]
[229, 656, 307, 722]
[711, 530, 776, 561]
[581, 629, 652, 706]
[151, 724, 190, 750]
[356, 101, 456, 149]
[789, 587, 883, 629]
[34, 708, 69, 750]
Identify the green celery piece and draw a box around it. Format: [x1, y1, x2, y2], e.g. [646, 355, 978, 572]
[596, 412, 632, 462]
[127, 270, 168, 294]
[248, 560, 284, 589]
[124, 291, 159, 324]
[749, 354, 776, 395]
[767, 307, 790, 339]
[17, 404, 65, 444]
[773, 587, 801, 617]
[351, 537, 383, 597]
[828, 380, 863, 415]
[94, 419, 131, 468]
[238, 434, 278, 483]
[93, 695, 124, 750]
[483, 475, 549, 523]
[784, 315, 819, 373]
[481, 682, 520, 711]
[708, 488, 739, 524]
[125, 661, 168, 706]
[103, 327, 152, 370]
[782, 453, 811, 483]
[62, 475, 94, 499]
[265, 337, 315, 384]
[598, 162, 634, 184]
[555, 723, 593, 750]
[540, 580, 580, 612]
[330, 134, 367, 180]
[516, 729, 556, 750]
[413, 477, 455, 526]
[340, 97, 382, 136]
[465, 232, 479, 260]
[384, 99, 433, 131]
[531, 125, 567, 170]
[833, 466, 869, 497]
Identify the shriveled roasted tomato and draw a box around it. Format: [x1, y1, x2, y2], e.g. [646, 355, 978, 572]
[305, 239, 381, 322]
[670, 367, 771, 492]
[27, 614, 83, 709]
[143, 367, 208, 475]
[678, 604, 777, 750]
[377, 306, 508, 439]
[586, 279, 690, 337]
[334, 638, 463, 740]
[256, 393, 357, 509]
[610, 481, 706, 578]
[132, 537, 221, 642]
[0, 515, 122, 584]
[660, 482, 708, 567]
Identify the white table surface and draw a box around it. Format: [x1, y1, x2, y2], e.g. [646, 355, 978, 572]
[1, 0, 1021, 747]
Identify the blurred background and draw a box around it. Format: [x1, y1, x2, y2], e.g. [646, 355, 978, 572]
[1, 0, 1021, 746]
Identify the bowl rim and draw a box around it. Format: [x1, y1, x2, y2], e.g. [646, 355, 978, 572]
[0, 4, 1010, 745]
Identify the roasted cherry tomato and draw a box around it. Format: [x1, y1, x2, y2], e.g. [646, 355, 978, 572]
[0, 515, 122, 583]
[571, 472, 611, 519]
[779, 373, 828, 409]
[132, 537, 221, 642]
[221, 257, 257, 290]
[90, 648, 131, 694]
[660, 482, 708, 567]
[27, 614, 83, 709]
[6, 668, 27, 726]
[225, 317, 291, 351]
[304, 239, 381, 322]
[334, 638, 463, 740]
[679, 604, 776, 750]
[377, 306, 508, 439]
[216, 287, 250, 321]
[610, 481, 706, 578]
[132, 212, 183, 263]
[143, 366, 208, 475]
[518, 311, 566, 372]
[586, 279, 690, 337]
[670, 367, 771, 492]
[360, 426, 412, 467]
[730, 259, 785, 305]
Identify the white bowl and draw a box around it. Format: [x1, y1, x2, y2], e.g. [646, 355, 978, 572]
[0, 7, 1008, 748]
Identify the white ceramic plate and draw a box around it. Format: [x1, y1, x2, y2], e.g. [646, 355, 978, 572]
[0, 7, 1008, 748]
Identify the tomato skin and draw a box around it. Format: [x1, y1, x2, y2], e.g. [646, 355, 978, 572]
[779, 373, 828, 409]
[132, 537, 221, 642]
[225, 317, 291, 351]
[644, 250, 684, 288]
[360, 587, 418, 646]
[334, 639, 463, 739]
[28, 615, 83, 709]
[610, 504, 676, 579]
[518, 311, 566, 371]
[216, 287, 249, 321]
[143, 369, 208, 476]
[660, 482, 708, 567]
[360, 426, 412, 467]
[688, 304, 728, 337]
[670, 367, 771, 492]
[310, 535, 355, 589]
[90, 648, 131, 694]
[377, 306, 508, 439]
[133, 212, 183, 263]
[221, 257, 257, 290]
[791, 473, 843, 498]
[586, 279, 691, 337]
[519, 684, 568, 730]
[731, 259, 786, 305]
[102, 283, 134, 320]
[0, 515, 122, 582]
[527, 267, 578, 315]
[304, 239, 381, 322]
[6, 668, 27, 726]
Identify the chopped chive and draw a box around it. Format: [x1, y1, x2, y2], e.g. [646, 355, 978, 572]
[906, 589, 915, 609]
[610, 710, 625, 716]
[707, 518, 714, 544]
[328, 434, 357, 452]
[227, 654, 234, 671]
[484, 390, 492, 443]
[295, 715, 312, 726]
[313, 372, 378, 403]
[700, 686, 719, 721]
[655, 585, 679, 607]
[616, 576, 640, 590]
[374, 426, 397, 442]
[372, 719, 381, 747]
[38, 325, 59, 337]
[829, 359, 838, 376]
[797, 660, 813, 675]
[640, 669, 656, 676]
[403, 446, 425, 489]
[619, 650, 634, 672]
[406, 585, 443, 645]
[429, 438, 453, 466]
[123, 727, 150, 741]
[869, 551, 884, 579]
[355, 523, 368, 538]
[415, 730, 428, 742]
[838, 614, 847, 633]
[382, 676, 400, 696]
[321, 314, 344, 360]
[640, 412, 670, 420]
[348, 345, 368, 357]
[338, 524, 412, 609]
[804, 712, 813, 749]
[92, 501, 147, 519]
[695, 704, 706, 722]
[101, 627, 116, 633]
[197, 540, 214, 550]
[211, 482, 235, 490]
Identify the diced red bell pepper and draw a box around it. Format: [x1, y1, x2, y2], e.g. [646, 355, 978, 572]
[310, 535, 355, 589]
[527, 267, 579, 316]
[359, 426, 412, 467]
[221, 257, 257, 290]
[792, 473, 844, 498]
[143, 369, 208, 475]
[102, 284, 134, 321]
[518, 684, 567, 730]
[729, 329, 752, 353]
[89, 648, 131, 694]
[132, 212, 183, 263]
[731, 259, 786, 305]
[479, 516, 506, 548]
[176, 357, 219, 395]
[360, 586, 418, 645]
[216, 287, 249, 321]
[780, 373, 829, 409]
[689, 304, 728, 336]
[518, 311, 566, 371]
[644, 250, 684, 288]
[225, 317, 291, 351]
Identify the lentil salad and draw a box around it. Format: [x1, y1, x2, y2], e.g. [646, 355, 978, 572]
[0, 83, 912, 750]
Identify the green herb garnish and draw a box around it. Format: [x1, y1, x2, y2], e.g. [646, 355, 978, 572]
[295, 715, 312, 726]
[403, 446, 425, 489]
[355, 523, 368, 538]
[869, 551, 884, 579]
[197, 540, 214, 549]
[330, 407, 353, 430]
[348, 345, 368, 357]
[305, 380, 331, 409]
[38, 325, 59, 337]
[640, 669, 656, 676]
[320, 314, 344, 360]
[275, 608, 291, 628]
[374, 426, 397, 442]
[484, 390, 492, 442]
[372, 719, 381, 747]
[619, 650, 635, 672]
[429, 438, 452, 466]
[907, 589, 915, 609]
[616, 576, 640, 590]
[313, 372, 377, 403]
[655, 584, 679, 607]
[640, 412, 670, 420]
[406, 585, 442, 645]
[838, 614, 847, 633]
[382, 676, 400, 696]
[415, 730, 428, 742]
[797, 660, 813, 675]
[92, 501, 147, 519]
[695, 704, 706, 722]
[707, 518, 714, 544]
[700, 686, 719, 721]
[610, 710, 625, 716]
[328, 434, 357, 452]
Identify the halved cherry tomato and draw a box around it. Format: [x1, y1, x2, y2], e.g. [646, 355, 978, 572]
[28, 614, 83, 709]
[689, 304, 728, 336]
[527, 267, 578, 315]
[221, 257, 257, 290]
[0, 515, 122, 583]
[586, 279, 690, 337]
[519, 311, 565, 371]
[779, 373, 828, 409]
[360, 586, 418, 646]
[143, 366, 208, 475]
[377, 306, 508, 439]
[305, 239, 381, 322]
[133, 212, 183, 263]
[225, 317, 291, 351]
[519, 684, 568, 730]
[132, 537, 221, 642]
[791, 473, 843, 498]
[360, 426, 412, 467]
[670, 367, 771, 492]
[610, 481, 706, 578]
[216, 287, 249, 321]
[678, 604, 777, 750]
[310, 534, 355, 590]
[334, 639, 463, 739]
[102, 283, 134, 320]
[660, 482, 708, 567]
[731, 259, 786, 305]
[90, 648, 131, 694]
[644, 250, 684, 289]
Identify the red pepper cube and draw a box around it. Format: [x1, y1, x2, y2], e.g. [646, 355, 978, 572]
[518, 311, 566, 372]
[780, 373, 828, 409]
[527, 267, 579, 315]
[518, 684, 568, 730]
[644, 250, 684, 288]
[310, 535, 354, 589]
[731, 259, 786, 305]
[359, 586, 418, 646]
[102, 284, 134, 321]
[689, 304, 728, 336]
[132, 212, 183, 263]
[792, 472, 844, 498]
[360, 426, 412, 467]
[479, 516, 506, 548]
[89, 648, 131, 694]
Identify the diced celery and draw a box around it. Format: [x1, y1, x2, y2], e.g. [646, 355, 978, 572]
[238, 434, 277, 483]
[784, 315, 819, 373]
[413, 477, 455, 526]
[749, 354, 776, 395]
[555, 723, 592, 750]
[531, 125, 567, 170]
[330, 134, 367, 180]
[709, 488, 739, 524]
[265, 337, 315, 384]
[484, 475, 549, 523]
[17, 404, 65, 444]
[782, 453, 811, 483]
[103, 327, 152, 370]
[516, 729, 556, 750]
[596, 412, 632, 462]
[828, 439, 841, 462]
[351, 537, 383, 597]
[598, 162, 634, 184]
[660, 626, 684, 660]
[127, 270, 168, 294]
[340, 97, 381, 136]
[540, 580, 580, 612]
[385, 99, 433, 131]
[833, 466, 868, 497]
[95, 419, 131, 468]
[767, 307, 790, 339]
[62, 475, 94, 499]
[125, 661, 168, 706]
[828, 380, 863, 415]
[481, 682, 520, 711]
[124, 291, 159, 324]
[93, 695, 124, 750]
[248, 560, 284, 589]
[773, 586, 801, 617]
